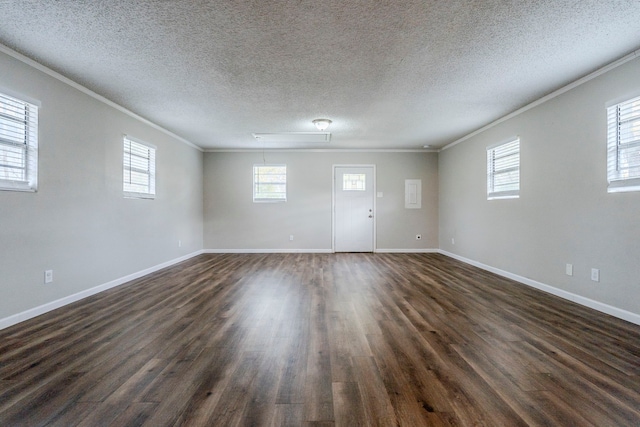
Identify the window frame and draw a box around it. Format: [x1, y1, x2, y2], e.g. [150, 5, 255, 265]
[123, 135, 156, 199]
[607, 95, 640, 193]
[253, 164, 287, 203]
[487, 138, 520, 200]
[342, 173, 367, 191]
[0, 91, 39, 192]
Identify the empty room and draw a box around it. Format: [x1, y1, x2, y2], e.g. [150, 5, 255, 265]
[1, 1, 639, 426]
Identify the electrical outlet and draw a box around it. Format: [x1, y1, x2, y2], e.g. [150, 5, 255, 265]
[178, 240, 182, 248]
[565, 263, 573, 276]
[416, 234, 422, 240]
[451, 238, 455, 245]
[44, 270, 53, 284]
[289, 235, 294, 241]
[591, 268, 600, 282]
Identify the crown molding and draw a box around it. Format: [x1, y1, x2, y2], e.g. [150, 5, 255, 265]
[442, 48, 640, 151]
[0, 43, 202, 152]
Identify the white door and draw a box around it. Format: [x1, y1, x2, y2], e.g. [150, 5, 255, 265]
[334, 166, 375, 252]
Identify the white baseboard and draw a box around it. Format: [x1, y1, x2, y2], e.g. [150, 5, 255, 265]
[203, 249, 333, 254]
[375, 248, 439, 253]
[204, 249, 439, 254]
[0, 250, 205, 331]
[439, 250, 640, 326]
[7, 249, 635, 330]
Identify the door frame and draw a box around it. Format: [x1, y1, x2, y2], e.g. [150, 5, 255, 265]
[332, 164, 377, 253]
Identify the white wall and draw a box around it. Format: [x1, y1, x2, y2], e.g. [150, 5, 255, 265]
[0, 51, 204, 322]
[6, 38, 637, 328]
[204, 151, 438, 251]
[439, 56, 640, 318]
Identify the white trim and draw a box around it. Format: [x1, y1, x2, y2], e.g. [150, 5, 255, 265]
[375, 248, 439, 253]
[253, 164, 287, 203]
[487, 138, 520, 200]
[607, 184, 640, 193]
[0, 183, 36, 193]
[123, 192, 155, 200]
[125, 134, 157, 150]
[0, 250, 204, 330]
[203, 249, 441, 254]
[202, 249, 333, 253]
[606, 89, 640, 109]
[442, 48, 640, 152]
[0, 43, 202, 152]
[205, 148, 438, 153]
[487, 193, 520, 200]
[0, 91, 39, 192]
[438, 250, 640, 326]
[332, 164, 377, 253]
[0, 84, 42, 107]
[332, 167, 336, 251]
[606, 97, 640, 191]
[123, 136, 156, 198]
[486, 136, 520, 151]
[6, 248, 636, 331]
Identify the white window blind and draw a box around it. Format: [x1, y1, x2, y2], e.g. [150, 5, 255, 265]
[0, 92, 38, 192]
[487, 138, 520, 199]
[607, 96, 640, 193]
[253, 164, 286, 202]
[123, 136, 155, 198]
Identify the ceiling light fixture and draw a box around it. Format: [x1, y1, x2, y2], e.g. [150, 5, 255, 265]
[312, 118, 332, 131]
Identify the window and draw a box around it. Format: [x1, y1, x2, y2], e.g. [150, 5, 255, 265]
[0, 92, 38, 192]
[607, 96, 640, 192]
[123, 136, 155, 198]
[253, 164, 286, 202]
[487, 138, 520, 199]
[343, 173, 366, 191]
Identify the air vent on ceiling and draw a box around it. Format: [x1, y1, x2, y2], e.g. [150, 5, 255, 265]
[252, 132, 331, 143]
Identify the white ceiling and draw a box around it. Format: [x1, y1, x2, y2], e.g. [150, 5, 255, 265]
[1, 1, 639, 150]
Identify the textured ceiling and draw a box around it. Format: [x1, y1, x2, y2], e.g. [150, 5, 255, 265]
[0, 1, 639, 150]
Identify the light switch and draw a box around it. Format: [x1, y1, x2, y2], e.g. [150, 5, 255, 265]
[565, 264, 573, 276]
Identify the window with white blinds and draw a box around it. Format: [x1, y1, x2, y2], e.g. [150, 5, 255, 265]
[0, 92, 38, 192]
[253, 164, 286, 202]
[607, 96, 640, 193]
[123, 136, 156, 198]
[487, 138, 520, 200]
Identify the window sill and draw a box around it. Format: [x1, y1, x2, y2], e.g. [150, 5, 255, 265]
[0, 182, 37, 193]
[487, 194, 519, 200]
[607, 185, 640, 193]
[124, 192, 155, 200]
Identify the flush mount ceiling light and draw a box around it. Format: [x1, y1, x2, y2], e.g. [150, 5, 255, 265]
[312, 118, 332, 131]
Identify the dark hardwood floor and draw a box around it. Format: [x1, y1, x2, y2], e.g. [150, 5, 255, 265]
[1, 253, 639, 426]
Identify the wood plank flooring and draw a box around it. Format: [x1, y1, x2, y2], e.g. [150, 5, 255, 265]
[1, 253, 639, 426]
